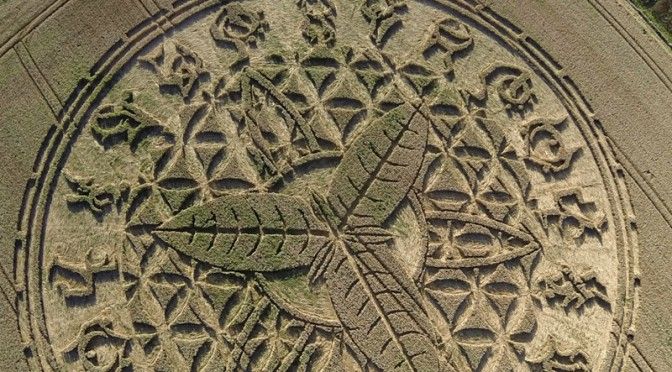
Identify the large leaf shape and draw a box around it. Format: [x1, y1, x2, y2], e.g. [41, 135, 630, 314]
[327, 102, 429, 229]
[154, 194, 331, 271]
[425, 211, 540, 269]
[326, 238, 440, 371]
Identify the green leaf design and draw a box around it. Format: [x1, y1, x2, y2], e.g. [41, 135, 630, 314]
[152, 94, 440, 371]
[326, 238, 440, 371]
[327, 102, 429, 229]
[154, 194, 331, 271]
[244, 68, 322, 152]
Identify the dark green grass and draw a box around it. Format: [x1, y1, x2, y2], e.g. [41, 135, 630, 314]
[631, 0, 672, 46]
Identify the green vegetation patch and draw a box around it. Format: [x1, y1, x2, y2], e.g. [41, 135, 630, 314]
[631, 0, 672, 45]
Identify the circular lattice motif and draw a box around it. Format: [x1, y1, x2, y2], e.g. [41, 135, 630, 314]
[20, 1, 638, 371]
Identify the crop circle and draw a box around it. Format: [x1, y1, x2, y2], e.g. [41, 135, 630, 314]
[16, 1, 638, 371]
